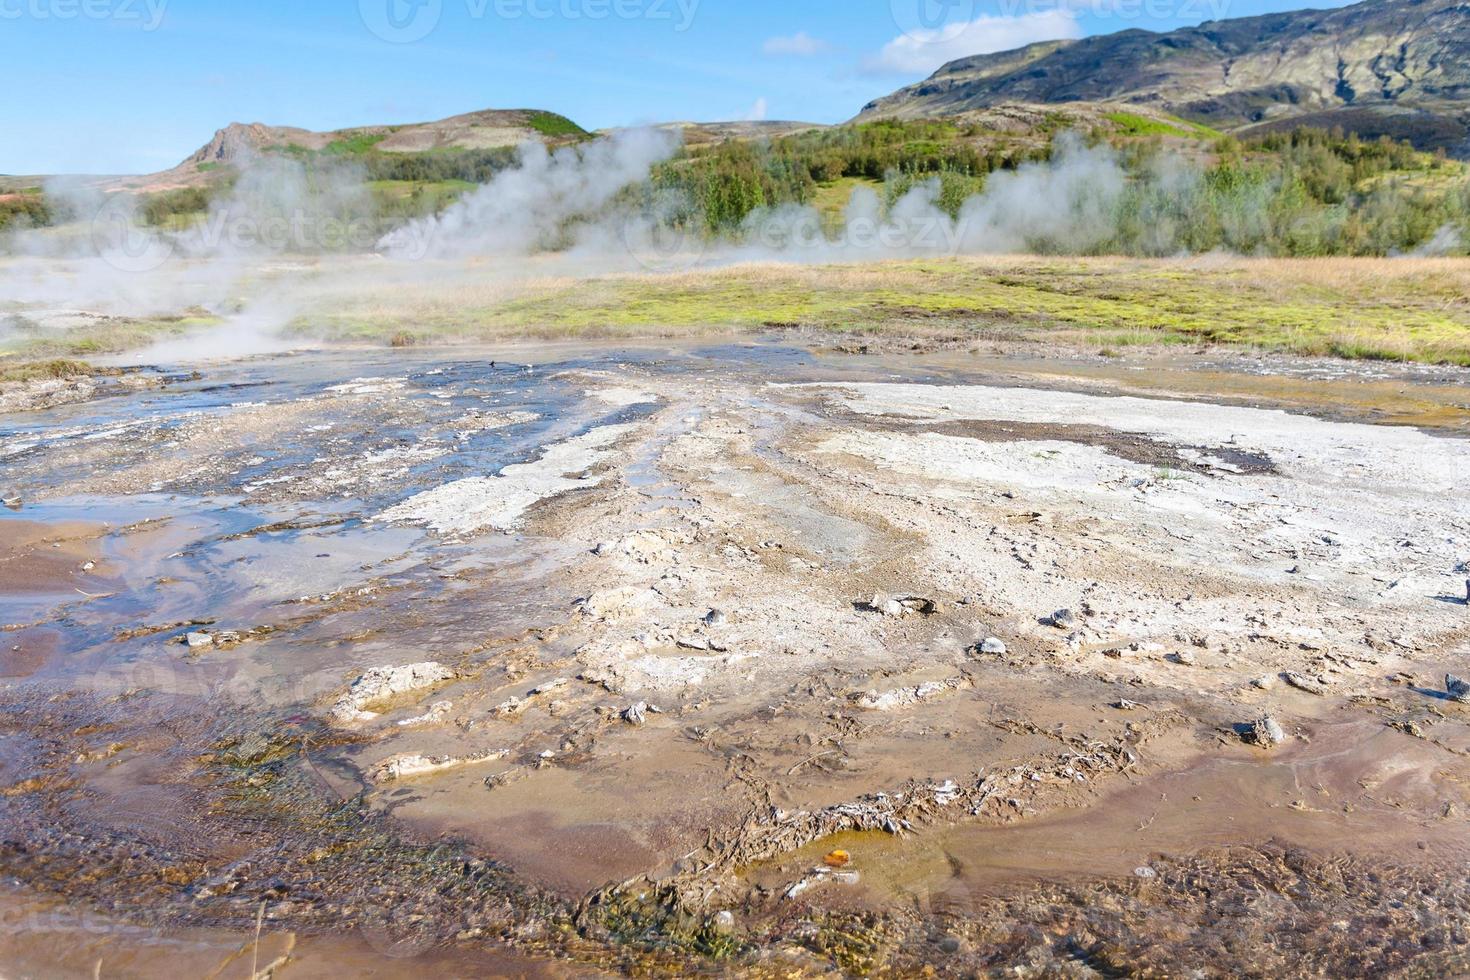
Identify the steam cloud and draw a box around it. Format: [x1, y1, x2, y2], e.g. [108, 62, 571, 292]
[1, 129, 1462, 363]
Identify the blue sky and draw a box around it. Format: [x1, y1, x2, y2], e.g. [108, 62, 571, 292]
[2, 0, 1354, 175]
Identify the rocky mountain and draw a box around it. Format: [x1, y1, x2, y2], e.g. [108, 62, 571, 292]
[858, 0, 1470, 151]
[186, 108, 587, 167]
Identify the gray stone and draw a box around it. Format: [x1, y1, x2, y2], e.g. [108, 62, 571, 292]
[978, 637, 1007, 655]
[1051, 608, 1078, 629]
[622, 701, 649, 725]
[184, 631, 214, 650]
[1245, 715, 1286, 747]
[1447, 675, 1470, 704]
[704, 608, 727, 627]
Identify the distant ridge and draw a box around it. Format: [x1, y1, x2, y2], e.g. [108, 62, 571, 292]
[857, 0, 1470, 152]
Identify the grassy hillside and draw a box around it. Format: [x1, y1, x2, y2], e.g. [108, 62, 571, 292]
[647, 119, 1469, 256]
[5, 116, 1468, 258]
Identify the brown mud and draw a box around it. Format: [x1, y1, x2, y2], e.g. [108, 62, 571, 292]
[0, 338, 1467, 976]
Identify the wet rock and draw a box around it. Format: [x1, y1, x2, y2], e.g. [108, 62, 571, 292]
[864, 594, 936, 617]
[1051, 608, 1078, 629]
[331, 662, 458, 724]
[853, 676, 971, 711]
[865, 594, 905, 617]
[1, 491, 20, 510]
[492, 678, 572, 718]
[397, 700, 453, 728]
[1447, 675, 1470, 704]
[369, 750, 508, 784]
[579, 586, 654, 621]
[1283, 671, 1328, 696]
[184, 631, 215, 650]
[977, 637, 1008, 655]
[785, 867, 861, 900]
[1244, 715, 1286, 747]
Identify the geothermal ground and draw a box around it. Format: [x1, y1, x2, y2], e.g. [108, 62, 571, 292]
[1, 338, 1469, 977]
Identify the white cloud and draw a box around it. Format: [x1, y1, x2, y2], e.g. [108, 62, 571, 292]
[763, 31, 830, 56]
[743, 97, 770, 122]
[862, 10, 1082, 76]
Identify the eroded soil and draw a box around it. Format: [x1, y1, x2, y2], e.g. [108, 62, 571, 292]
[1, 340, 1468, 977]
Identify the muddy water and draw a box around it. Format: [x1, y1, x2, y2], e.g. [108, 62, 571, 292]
[0, 890, 599, 980]
[2, 339, 1468, 976]
[815, 344, 1470, 434]
[763, 718, 1465, 906]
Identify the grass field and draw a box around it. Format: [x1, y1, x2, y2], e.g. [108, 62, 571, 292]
[309, 255, 1470, 366]
[3, 256, 1468, 373]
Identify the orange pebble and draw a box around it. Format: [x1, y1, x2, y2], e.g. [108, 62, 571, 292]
[823, 849, 851, 868]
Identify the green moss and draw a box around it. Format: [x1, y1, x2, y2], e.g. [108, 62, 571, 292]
[1103, 110, 1221, 140]
[325, 132, 390, 155]
[0, 358, 98, 383]
[1, 315, 216, 360]
[524, 111, 587, 138]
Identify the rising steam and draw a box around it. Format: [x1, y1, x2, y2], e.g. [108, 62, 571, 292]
[1, 128, 1462, 363]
